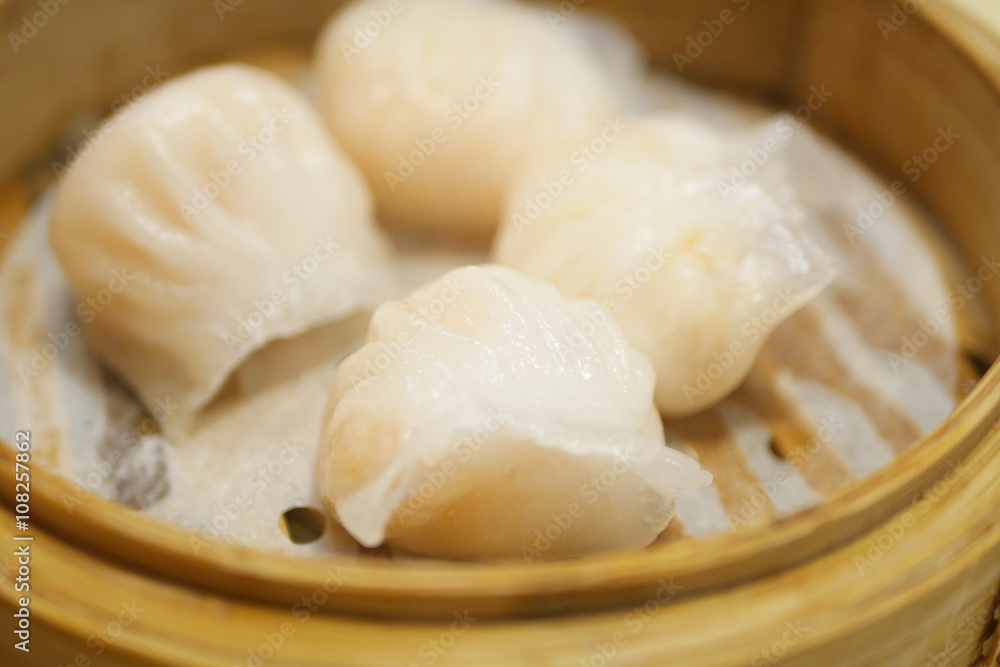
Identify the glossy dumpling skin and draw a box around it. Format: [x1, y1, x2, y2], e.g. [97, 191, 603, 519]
[493, 114, 836, 416]
[49, 64, 393, 434]
[317, 265, 710, 560]
[314, 0, 641, 237]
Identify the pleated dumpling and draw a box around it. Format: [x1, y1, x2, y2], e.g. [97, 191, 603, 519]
[493, 114, 837, 416]
[317, 265, 710, 560]
[49, 64, 394, 434]
[314, 0, 643, 237]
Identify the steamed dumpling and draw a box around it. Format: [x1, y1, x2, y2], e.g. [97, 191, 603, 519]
[317, 265, 710, 560]
[314, 0, 642, 237]
[493, 114, 836, 416]
[49, 64, 394, 434]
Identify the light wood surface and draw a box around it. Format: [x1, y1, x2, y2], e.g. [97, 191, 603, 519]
[1, 0, 1000, 665]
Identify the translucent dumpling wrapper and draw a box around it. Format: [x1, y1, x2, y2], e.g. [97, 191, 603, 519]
[493, 114, 837, 416]
[317, 265, 710, 560]
[314, 0, 644, 237]
[49, 64, 395, 435]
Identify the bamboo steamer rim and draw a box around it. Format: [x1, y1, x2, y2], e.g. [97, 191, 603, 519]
[5, 375, 995, 618]
[1, 0, 1000, 624]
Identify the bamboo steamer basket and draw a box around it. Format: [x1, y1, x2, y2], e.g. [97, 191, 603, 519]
[1, 0, 1000, 665]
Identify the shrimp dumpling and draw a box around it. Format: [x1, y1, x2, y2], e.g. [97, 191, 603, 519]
[314, 0, 643, 237]
[49, 64, 394, 434]
[317, 265, 710, 560]
[493, 114, 837, 416]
